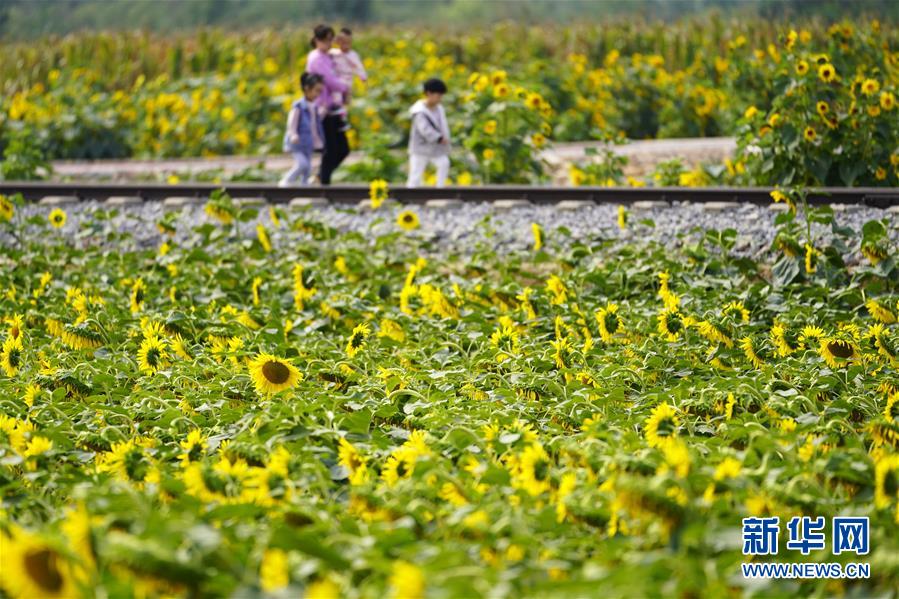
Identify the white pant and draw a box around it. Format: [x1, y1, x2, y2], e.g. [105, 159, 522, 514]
[407, 154, 450, 187]
[279, 151, 312, 185]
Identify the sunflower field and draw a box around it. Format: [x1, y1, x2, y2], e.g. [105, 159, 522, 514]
[1, 17, 897, 185]
[0, 189, 898, 597]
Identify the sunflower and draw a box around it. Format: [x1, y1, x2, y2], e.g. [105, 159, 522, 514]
[867, 299, 897, 324]
[137, 336, 169, 374]
[861, 78, 880, 96]
[795, 59, 809, 75]
[881, 91, 896, 111]
[873, 454, 899, 511]
[396, 210, 420, 231]
[248, 353, 301, 395]
[770, 322, 797, 357]
[617, 205, 627, 230]
[369, 178, 389, 209]
[818, 336, 856, 368]
[492, 82, 510, 98]
[531, 222, 543, 251]
[816, 101, 829, 117]
[595, 303, 623, 343]
[482, 148, 495, 161]
[1, 334, 23, 377]
[516, 442, 552, 496]
[862, 239, 890, 266]
[48, 208, 67, 228]
[483, 119, 497, 135]
[645, 403, 680, 449]
[804, 243, 818, 273]
[657, 308, 686, 342]
[129, 278, 146, 313]
[531, 132, 546, 148]
[345, 322, 370, 357]
[885, 393, 899, 422]
[256, 223, 271, 252]
[0, 194, 14, 222]
[338, 437, 369, 485]
[818, 63, 836, 83]
[490, 323, 520, 361]
[803, 126, 817, 142]
[0, 526, 79, 599]
[739, 336, 765, 368]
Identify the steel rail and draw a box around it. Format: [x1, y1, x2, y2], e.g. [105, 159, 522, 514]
[1, 182, 898, 208]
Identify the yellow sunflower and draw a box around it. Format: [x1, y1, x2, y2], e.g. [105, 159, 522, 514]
[48, 208, 67, 228]
[818, 337, 856, 368]
[396, 210, 420, 231]
[816, 101, 829, 117]
[369, 178, 389, 209]
[803, 126, 817, 142]
[345, 322, 370, 357]
[531, 222, 543, 251]
[0, 526, 79, 599]
[516, 442, 552, 496]
[795, 59, 809, 75]
[645, 403, 680, 449]
[818, 63, 836, 83]
[1, 334, 24, 377]
[0, 194, 14, 222]
[861, 78, 880, 96]
[129, 278, 146, 313]
[881, 91, 896, 111]
[248, 353, 301, 395]
[483, 120, 497, 135]
[137, 336, 169, 374]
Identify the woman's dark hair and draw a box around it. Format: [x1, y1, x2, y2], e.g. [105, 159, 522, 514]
[300, 72, 323, 89]
[423, 78, 447, 94]
[311, 24, 335, 48]
[340, 27, 352, 35]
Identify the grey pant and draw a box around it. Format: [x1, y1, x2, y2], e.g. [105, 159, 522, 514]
[280, 151, 313, 185]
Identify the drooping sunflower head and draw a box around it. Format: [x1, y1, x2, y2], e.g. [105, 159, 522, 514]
[248, 353, 301, 395]
[819, 335, 856, 368]
[48, 209, 67, 229]
[396, 210, 420, 232]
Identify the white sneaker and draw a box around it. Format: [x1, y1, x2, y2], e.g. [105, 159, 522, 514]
[277, 179, 290, 188]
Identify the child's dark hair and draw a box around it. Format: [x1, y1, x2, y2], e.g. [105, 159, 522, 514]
[423, 78, 447, 94]
[340, 27, 352, 35]
[301, 72, 323, 90]
[310, 24, 335, 48]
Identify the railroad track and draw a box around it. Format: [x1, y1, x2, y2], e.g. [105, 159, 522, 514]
[1, 182, 898, 208]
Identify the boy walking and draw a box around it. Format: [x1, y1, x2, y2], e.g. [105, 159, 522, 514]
[407, 78, 450, 187]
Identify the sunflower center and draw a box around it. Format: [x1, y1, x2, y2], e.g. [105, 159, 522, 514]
[24, 548, 64, 592]
[828, 341, 854, 358]
[533, 458, 549, 481]
[262, 361, 290, 384]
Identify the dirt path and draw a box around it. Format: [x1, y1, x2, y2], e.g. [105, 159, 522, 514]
[50, 137, 736, 182]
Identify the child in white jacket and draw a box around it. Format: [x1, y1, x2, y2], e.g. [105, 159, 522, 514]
[407, 78, 450, 187]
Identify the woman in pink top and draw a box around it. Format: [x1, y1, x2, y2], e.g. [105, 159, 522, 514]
[305, 24, 350, 185]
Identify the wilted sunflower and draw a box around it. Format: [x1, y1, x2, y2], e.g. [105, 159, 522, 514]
[645, 403, 680, 449]
[396, 210, 420, 231]
[490, 323, 520, 361]
[866, 299, 897, 324]
[739, 336, 766, 368]
[345, 323, 370, 358]
[657, 308, 687, 342]
[137, 336, 169, 374]
[48, 208, 67, 229]
[0, 526, 78, 599]
[248, 353, 301, 395]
